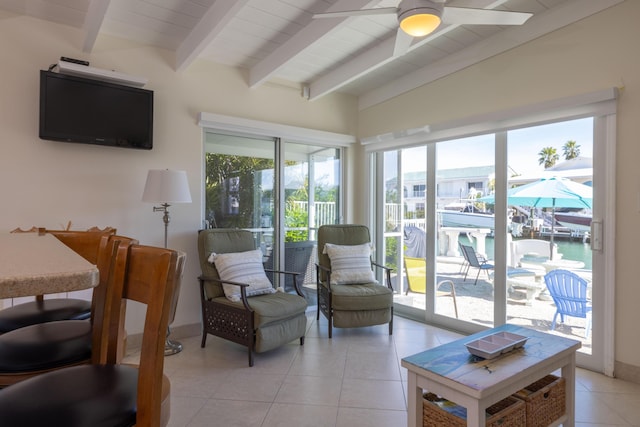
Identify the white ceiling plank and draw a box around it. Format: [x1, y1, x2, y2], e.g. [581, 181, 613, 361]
[248, 0, 382, 88]
[307, 0, 512, 100]
[0, 0, 619, 106]
[102, 18, 183, 49]
[358, 0, 626, 110]
[175, 0, 251, 72]
[82, 0, 111, 52]
[308, 34, 398, 100]
[4, 0, 87, 26]
[308, 21, 463, 100]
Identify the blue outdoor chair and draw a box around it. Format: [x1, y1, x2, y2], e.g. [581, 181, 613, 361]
[544, 269, 592, 338]
[459, 244, 494, 285]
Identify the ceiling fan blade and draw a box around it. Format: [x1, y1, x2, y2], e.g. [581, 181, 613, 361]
[393, 27, 413, 57]
[442, 7, 532, 26]
[313, 7, 397, 19]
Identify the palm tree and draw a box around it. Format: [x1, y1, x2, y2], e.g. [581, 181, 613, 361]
[538, 147, 560, 169]
[562, 140, 581, 160]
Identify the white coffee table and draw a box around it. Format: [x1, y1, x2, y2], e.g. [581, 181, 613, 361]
[402, 324, 581, 427]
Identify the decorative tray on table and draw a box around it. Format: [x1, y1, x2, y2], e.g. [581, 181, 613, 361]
[465, 332, 528, 359]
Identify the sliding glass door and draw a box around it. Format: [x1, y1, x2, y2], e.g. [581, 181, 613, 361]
[204, 131, 342, 303]
[378, 114, 608, 372]
[505, 118, 594, 354]
[203, 132, 276, 263]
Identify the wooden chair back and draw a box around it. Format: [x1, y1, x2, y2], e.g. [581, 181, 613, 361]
[102, 244, 180, 425]
[90, 235, 137, 363]
[48, 228, 117, 264]
[0, 235, 135, 387]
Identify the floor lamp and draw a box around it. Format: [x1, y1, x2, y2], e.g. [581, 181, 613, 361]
[142, 169, 192, 356]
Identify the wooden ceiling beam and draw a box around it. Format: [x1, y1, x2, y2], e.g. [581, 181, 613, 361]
[175, 0, 250, 72]
[82, 0, 111, 52]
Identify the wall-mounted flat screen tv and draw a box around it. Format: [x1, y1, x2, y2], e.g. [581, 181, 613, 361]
[39, 70, 153, 150]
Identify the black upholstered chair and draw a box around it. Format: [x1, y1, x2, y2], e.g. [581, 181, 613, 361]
[198, 229, 307, 366]
[0, 242, 181, 427]
[0, 235, 136, 388]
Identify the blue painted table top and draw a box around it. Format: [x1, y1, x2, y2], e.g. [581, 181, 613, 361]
[402, 324, 581, 393]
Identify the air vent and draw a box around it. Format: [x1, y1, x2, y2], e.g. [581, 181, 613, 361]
[56, 60, 148, 88]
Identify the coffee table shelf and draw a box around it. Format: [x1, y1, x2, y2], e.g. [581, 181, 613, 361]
[402, 324, 580, 427]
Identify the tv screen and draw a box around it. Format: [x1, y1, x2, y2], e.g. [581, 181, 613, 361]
[39, 70, 153, 150]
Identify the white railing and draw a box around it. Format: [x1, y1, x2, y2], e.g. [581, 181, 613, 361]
[291, 201, 337, 227]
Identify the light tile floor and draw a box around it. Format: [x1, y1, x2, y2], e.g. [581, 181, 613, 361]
[154, 314, 640, 427]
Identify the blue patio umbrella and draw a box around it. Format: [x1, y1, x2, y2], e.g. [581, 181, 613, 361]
[479, 176, 593, 258]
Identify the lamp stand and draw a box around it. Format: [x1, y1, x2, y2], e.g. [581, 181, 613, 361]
[151, 202, 183, 356]
[152, 203, 171, 249]
[164, 331, 183, 356]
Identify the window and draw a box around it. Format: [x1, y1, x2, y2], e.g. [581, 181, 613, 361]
[199, 113, 352, 302]
[365, 89, 617, 373]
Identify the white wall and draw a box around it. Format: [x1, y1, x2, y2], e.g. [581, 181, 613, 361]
[0, 14, 358, 334]
[357, 1, 640, 377]
[4, 2, 640, 379]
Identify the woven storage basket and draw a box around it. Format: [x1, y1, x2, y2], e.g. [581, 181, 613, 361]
[423, 393, 526, 427]
[513, 375, 566, 427]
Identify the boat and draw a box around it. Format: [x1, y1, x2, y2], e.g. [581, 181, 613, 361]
[438, 209, 494, 230]
[554, 211, 592, 233]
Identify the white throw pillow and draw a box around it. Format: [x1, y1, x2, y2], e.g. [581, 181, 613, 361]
[208, 249, 276, 302]
[323, 242, 377, 285]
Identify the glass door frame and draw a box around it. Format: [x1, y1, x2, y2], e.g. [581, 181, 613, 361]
[367, 89, 618, 374]
[199, 112, 353, 290]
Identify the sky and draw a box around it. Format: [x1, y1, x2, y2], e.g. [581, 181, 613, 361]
[401, 117, 594, 176]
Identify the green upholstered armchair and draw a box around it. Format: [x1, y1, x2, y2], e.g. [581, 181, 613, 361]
[316, 224, 394, 338]
[197, 229, 307, 366]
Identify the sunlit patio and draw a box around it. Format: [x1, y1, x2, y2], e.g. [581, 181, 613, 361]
[392, 256, 593, 354]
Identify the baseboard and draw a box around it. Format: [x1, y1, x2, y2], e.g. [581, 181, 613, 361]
[614, 360, 640, 384]
[124, 322, 201, 353]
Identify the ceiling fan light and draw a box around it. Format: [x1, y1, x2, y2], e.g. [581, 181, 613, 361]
[400, 11, 441, 37]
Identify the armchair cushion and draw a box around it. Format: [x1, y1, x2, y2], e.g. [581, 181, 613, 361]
[330, 283, 393, 311]
[211, 291, 308, 328]
[208, 249, 276, 302]
[322, 243, 377, 285]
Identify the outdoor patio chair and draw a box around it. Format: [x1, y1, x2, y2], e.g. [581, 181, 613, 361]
[457, 241, 469, 274]
[316, 224, 394, 338]
[544, 269, 592, 338]
[197, 229, 307, 367]
[460, 243, 494, 285]
[403, 257, 458, 318]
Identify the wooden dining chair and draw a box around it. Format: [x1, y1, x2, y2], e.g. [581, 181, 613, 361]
[0, 234, 136, 387]
[0, 243, 180, 427]
[0, 227, 116, 334]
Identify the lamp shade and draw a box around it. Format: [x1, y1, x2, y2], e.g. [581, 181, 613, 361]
[142, 169, 192, 203]
[398, 1, 442, 37]
[400, 12, 441, 37]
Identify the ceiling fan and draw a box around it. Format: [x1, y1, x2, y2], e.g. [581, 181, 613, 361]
[313, 0, 533, 56]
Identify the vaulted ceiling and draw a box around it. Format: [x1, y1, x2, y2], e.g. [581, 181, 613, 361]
[0, 0, 624, 109]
